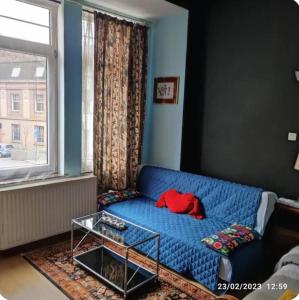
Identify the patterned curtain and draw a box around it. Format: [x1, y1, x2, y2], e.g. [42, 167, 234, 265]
[94, 12, 148, 192]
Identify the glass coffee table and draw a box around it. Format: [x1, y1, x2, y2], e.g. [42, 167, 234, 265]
[71, 211, 160, 299]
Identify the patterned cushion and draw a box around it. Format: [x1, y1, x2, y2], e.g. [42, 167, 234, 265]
[97, 189, 141, 210]
[201, 224, 259, 256]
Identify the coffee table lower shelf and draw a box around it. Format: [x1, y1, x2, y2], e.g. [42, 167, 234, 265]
[73, 245, 157, 298]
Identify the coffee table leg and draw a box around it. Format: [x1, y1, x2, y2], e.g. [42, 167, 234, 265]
[156, 235, 160, 280]
[124, 248, 128, 299]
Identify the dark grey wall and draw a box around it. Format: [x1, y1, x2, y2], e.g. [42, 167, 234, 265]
[181, 0, 299, 198]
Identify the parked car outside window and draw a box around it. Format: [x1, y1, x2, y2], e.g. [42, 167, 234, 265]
[0, 144, 14, 158]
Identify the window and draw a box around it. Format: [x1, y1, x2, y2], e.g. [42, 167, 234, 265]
[11, 67, 21, 78]
[34, 125, 44, 144]
[35, 66, 45, 77]
[0, 0, 58, 183]
[35, 94, 44, 112]
[12, 124, 21, 142]
[0, 0, 50, 44]
[82, 11, 95, 173]
[11, 94, 20, 112]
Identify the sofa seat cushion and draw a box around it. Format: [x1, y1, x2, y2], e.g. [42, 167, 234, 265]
[105, 197, 230, 291]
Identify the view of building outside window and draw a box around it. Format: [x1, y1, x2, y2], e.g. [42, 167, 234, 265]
[11, 124, 21, 141]
[34, 125, 44, 144]
[0, 49, 48, 168]
[11, 93, 20, 111]
[35, 94, 44, 112]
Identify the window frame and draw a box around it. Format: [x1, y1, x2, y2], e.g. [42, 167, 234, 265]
[11, 124, 21, 142]
[11, 67, 21, 78]
[34, 125, 44, 144]
[11, 93, 21, 112]
[35, 94, 44, 113]
[0, 0, 58, 182]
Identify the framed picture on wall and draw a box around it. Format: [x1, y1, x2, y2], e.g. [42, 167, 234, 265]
[154, 77, 180, 104]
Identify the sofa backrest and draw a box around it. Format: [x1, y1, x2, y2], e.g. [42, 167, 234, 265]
[137, 166, 263, 227]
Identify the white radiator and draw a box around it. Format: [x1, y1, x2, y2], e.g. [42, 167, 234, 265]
[0, 175, 97, 250]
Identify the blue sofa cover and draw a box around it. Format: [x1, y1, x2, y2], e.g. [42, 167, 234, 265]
[104, 166, 263, 291]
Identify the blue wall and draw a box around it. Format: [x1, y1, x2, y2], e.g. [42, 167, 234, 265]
[64, 1, 82, 176]
[142, 11, 189, 170]
[62, 2, 188, 175]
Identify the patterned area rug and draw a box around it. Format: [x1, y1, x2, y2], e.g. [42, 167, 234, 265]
[23, 239, 216, 300]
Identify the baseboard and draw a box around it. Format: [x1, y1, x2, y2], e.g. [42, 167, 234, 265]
[0, 230, 82, 257]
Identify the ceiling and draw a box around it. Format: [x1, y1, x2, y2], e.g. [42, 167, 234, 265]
[89, 0, 186, 20]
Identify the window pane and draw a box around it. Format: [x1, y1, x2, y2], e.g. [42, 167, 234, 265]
[34, 125, 44, 144]
[11, 94, 20, 111]
[0, 49, 48, 169]
[35, 94, 44, 112]
[0, 0, 49, 26]
[12, 124, 21, 141]
[11, 67, 21, 77]
[0, 16, 49, 44]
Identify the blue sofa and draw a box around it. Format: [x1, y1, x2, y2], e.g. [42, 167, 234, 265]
[104, 166, 263, 292]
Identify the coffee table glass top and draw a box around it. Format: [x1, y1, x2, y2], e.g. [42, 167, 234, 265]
[73, 211, 159, 248]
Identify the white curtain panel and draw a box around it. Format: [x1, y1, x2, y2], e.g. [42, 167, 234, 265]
[82, 11, 94, 173]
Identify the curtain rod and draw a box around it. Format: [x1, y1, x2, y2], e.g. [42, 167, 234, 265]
[64, 0, 151, 26]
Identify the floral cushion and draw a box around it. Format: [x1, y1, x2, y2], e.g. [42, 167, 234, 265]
[201, 224, 259, 256]
[97, 189, 141, 210]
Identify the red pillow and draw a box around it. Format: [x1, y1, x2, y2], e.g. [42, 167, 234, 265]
[156, 189, 205, 220]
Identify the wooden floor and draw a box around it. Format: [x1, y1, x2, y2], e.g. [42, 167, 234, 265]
[0, 256, 68, 300]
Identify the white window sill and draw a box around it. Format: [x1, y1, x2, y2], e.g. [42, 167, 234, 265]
[0, 173, 96, 192]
